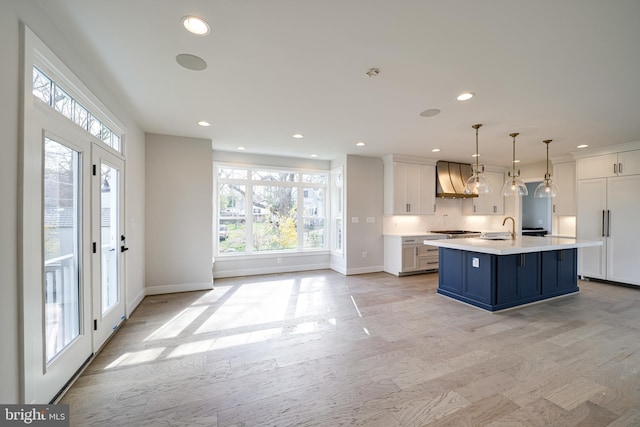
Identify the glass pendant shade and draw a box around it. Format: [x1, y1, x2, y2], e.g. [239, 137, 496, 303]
[463, 123, 492, 195]
[465, 173, 491, 195]
[502, 132, 528, 197]
[534, 140, 557, 198]
[502, 176, 529, 196]
[534, 178, 559, 197]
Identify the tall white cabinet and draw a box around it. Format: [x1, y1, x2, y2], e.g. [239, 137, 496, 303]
[383, 155, 436, 215]
[576, 147, 640, 286]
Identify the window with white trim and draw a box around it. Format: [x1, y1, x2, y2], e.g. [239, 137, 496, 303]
[216, 164, 328, 255]
[32, 66, 122, 152]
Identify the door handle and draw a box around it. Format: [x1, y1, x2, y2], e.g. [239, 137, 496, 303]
[602, 210, 606, 237]
[120, 234, 129, 253]
[607, 210, 611, 237]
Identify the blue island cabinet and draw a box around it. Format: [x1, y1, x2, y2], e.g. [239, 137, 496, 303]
[437, 247, 579, 311]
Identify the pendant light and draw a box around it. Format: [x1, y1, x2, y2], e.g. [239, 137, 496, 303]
[534, 139, 559, 198]
[464, 124, 491, 195]
[501, 132, 528, 197]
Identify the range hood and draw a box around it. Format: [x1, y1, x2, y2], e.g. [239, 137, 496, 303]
[436, 161, 478, 198]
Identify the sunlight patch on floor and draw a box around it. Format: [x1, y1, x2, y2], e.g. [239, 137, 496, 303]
[104, 347, 166, 369]
[143, 305, 208, 341]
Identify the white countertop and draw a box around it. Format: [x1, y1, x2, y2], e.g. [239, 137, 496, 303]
[423, 235, 602, 255]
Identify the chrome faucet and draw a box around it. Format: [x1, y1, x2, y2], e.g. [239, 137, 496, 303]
[503, 216, 516, 240]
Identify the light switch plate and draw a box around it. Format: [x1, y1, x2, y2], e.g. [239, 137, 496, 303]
[366, 217, 374, 223]
[351, 217, 359, 223]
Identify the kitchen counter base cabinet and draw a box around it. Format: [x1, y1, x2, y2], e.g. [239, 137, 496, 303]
[437, 248, 578, 311]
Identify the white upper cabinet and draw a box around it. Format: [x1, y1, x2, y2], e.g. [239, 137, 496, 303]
[464, 171, 504, 215]
[552, 161, 576, 215]
[384, 156, 436, 215]
[577, 149, 640, 179]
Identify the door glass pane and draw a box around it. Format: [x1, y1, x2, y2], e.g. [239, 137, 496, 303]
[44, 137, 81, 362]
[100, 163, 119, 313]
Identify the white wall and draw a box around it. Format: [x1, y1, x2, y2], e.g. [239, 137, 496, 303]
[345, 155, 384, 274]
[1, 1, 146, 403]
[146, 134, 213, 293]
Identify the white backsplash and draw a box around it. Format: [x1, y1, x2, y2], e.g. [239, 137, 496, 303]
[383, 198, 508, 234]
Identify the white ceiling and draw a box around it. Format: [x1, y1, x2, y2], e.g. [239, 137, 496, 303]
[41, 0, 640, 167]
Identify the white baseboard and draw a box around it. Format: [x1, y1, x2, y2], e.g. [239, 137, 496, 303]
[145, 282, 214, 295]
[345, 265, 384, 275]
[213, 263, 329, 279]
[330, 262, 347, 275]
[126, 288, 146, 317]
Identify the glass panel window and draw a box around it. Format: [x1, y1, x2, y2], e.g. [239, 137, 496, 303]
[252, 185, 298, 251]
[100, 164, 119, 313]
[331, 168, 344, 253]
[252, 170, 298, 182]
[101, 124, 112, 145]
[302, 173, 327, 184]
[218, 183, 246, 253]
[73, 102, 89, 130]
[303, 187, 325, 249]
[218, 168, 247, 180]
[53, 86, 73, 120]
[88, 114, 101, 138]
[32, 66, 123, 153]
[43, 137, 81, 362]
[33, 67, 52, 105]
[111, 134, 121, 152]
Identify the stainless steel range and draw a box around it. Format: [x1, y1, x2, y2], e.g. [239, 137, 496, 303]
[430, 230, 482, 239]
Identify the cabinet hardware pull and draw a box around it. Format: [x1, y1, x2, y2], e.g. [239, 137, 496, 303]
[602, 210, 606, 237]
[415, 247, 418, 256]
[433, 204, 436, 213]
[614, 163, 617, 174]
[473, 205, 476, 213]
[559, 250, 565, 261]
[619, 163, 623, 174]
[553, 204, 556, 213]
[607, 210, 611, 237]
[519, 253, 526, 267]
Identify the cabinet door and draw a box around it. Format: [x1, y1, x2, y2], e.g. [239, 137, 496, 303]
[420, 165, 436, 214]
[392, 162, 409, 214]
[617, 150, 640, 176]
[576, 154, 617, 179]
[606, 175, 640, 285]
[541, 250, 577, 294]
[401, 245, 418, 272]
[496, 253, 540, 304]
[576, 179, 607, 279]
[439, 248, 463, 294]
[405, 163, 422, 213]
[552, 162, 576, 215]
[464, 252, 494, 304]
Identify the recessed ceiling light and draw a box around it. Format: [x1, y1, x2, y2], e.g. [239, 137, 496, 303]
[472, 154, 480, 158]
[576, 144, 589, 149]
[176, 54, 207, 71]
[420, 109, 441, 117]
[310, 154, 318, 158]
[197, 121, 211, 127]
[356, 142, 366, 147]
[432, 148, 441, 152]
[182, 16, 210, 35]
[292, 133, 304, 139]
[457, 92, 474, 101]
[513, 159, 521, 163]
[237, 146, 246, 151]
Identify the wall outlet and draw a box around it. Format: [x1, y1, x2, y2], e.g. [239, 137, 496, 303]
[362, 251, 367, 258]
[472, 257, 480, 268]
[352, 217, 359, 223]
[366, 217, 374, 223]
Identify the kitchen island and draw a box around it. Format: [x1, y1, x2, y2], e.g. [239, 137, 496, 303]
[424, 236, 602, 311]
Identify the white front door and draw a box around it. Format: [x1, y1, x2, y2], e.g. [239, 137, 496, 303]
[92, 144, 126, 351]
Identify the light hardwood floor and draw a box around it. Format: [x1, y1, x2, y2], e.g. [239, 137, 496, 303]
[61, 271, 640, 426]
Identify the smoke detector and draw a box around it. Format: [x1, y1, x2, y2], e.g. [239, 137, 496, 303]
[365, 67, 380, 77]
